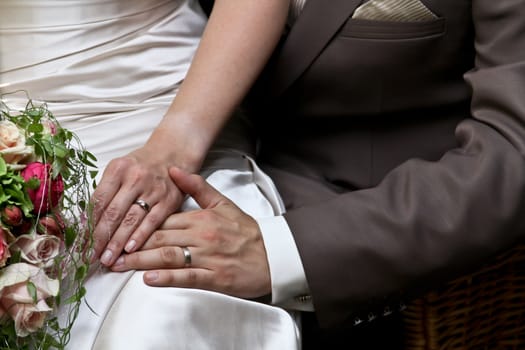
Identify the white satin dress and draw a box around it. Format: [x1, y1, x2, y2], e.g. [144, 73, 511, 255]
[0, 1, 300, 349]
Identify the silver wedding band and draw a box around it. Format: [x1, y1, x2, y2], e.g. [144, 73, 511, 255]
[133, 199, 150, 213]
[182, 246, 192, 268]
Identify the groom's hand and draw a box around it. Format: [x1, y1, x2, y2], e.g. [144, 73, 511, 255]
[110, 167, 272, 299]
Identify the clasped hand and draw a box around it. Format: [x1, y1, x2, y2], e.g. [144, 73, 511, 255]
[109, 167, 272, 299]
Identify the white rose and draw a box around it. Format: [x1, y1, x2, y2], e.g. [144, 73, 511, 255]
[0, 120, 22, 149]
[0, 120, 34, 166]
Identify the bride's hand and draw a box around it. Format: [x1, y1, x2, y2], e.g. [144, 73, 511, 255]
[92, 145, 185, 266]
[110, 167, 272, 299]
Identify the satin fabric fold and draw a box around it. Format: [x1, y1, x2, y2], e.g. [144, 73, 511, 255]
[0, 0, 206, 170]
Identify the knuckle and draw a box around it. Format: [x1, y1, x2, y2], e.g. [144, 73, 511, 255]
[193, 210, 216, 223]
[216, 271, 235, 294]
[122, 212, 139, 227]
[160, 246, 178, 264]
[199, 224, 226, 246]
[152, 231, 166, 246]
[201, 229, 219, 243]
[164, 272, 177, 286]
[128, 167, 148, 186]
[185, 269, 199, 285]
[104, 204, 122, 222]
[153, 173, 168, 187]
[106, 157, 133, 175]
[114, 156, 134, 169]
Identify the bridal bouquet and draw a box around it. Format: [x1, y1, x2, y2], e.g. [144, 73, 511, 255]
[0, 98, 97, 349]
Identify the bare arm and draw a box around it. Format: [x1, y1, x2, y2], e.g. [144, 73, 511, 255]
[93, 0, 290, 266]
[151, 0, 290, 171]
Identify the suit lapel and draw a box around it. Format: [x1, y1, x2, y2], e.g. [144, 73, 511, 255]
[269, 0, 363, 97]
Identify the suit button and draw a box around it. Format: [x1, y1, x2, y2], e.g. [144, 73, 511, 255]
[383, 306, 392, 316]
[398, 302, 407, 311]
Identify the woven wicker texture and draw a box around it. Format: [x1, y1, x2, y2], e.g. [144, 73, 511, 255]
[403, 244, 525, 350]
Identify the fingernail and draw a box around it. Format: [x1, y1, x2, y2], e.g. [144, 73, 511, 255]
[101, 250, 113, 265]
[145, 271, 158, 282]
[125, 239, 136, 253]
[113, 256, 124, 268]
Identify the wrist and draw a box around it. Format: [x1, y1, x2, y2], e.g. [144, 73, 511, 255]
[145, 124, 207, 174]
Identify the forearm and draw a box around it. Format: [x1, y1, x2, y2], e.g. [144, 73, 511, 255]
[146, 0, 290, 173]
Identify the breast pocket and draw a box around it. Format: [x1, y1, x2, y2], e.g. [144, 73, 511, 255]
[288, 15, 468, 118]
[339, 17, 446, 40]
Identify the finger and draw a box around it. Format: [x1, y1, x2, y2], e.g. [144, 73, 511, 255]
[141, 228, 194, 250]
[92, 158, 133, 224]
[111, 245, 201, 271]
[123, 189, 185, 254]
[92, 181, 120, 227]
[143, 268, 215, 289]
[92, 157, 159, 259]
[157, 211, 194, 230]
[168, 167, 228, 209]
[98, 203, 149, 266]
[92, 190, 140, 260]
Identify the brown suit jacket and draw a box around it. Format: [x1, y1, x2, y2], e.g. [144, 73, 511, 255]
[245, 0, 525, 329]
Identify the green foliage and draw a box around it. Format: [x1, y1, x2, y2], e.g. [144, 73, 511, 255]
[0, 157, 34, 216]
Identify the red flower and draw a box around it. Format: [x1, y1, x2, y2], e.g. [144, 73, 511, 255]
[37, 215, 64, 239]
[13, 220, 32, 236]
[2, 206, 23, 226]
[21, 162, 64, 214]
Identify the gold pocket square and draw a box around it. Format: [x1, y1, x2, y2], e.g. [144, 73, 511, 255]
[352, 0, 438, 22]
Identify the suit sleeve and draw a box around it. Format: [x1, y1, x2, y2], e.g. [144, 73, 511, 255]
[285, 0, 525, 327]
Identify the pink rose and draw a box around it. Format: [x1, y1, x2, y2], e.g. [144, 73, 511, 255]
[14, 234, 61, 268]
[21, 162, 64, 214]
[5, 299, 52, 337]
[0, 227, 10, 268]
[0, 263, 59, 337]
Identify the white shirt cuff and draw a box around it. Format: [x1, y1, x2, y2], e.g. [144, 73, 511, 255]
[257, 215, 314, 311]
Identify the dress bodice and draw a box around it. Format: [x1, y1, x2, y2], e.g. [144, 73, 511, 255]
[0, 0, 189, 76]
[0, 0, 205, 93]
[0, 0, 207, 168]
